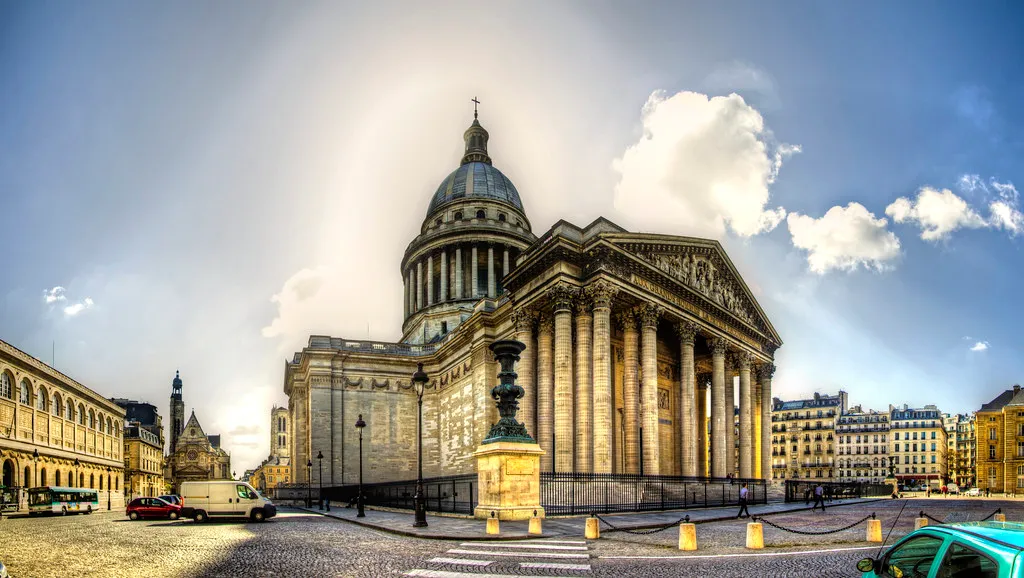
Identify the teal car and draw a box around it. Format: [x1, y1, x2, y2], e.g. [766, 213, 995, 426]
[858, 522, 1024, 577]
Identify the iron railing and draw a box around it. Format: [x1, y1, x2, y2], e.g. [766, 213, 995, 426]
[784, 480, 892, 502]
[323, 474, 477, 515]
[540, 473, 766, 515]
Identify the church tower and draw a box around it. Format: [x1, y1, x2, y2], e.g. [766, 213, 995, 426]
[169, 370, 184, 454]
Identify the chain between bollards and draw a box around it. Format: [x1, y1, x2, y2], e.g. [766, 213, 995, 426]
[593, 513, 692, 535]
[752, 513, 876, 536]
[919, 507, 1002, 524]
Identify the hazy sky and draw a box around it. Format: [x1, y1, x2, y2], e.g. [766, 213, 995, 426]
[2, 1, 1022, 471]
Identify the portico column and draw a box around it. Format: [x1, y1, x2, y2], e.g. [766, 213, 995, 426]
[710, 338, 727, 478]
[537, 314, 554, 472]
[574, 292, 593, 473]
[619, 309, 640, 474]
[503, 247, 510, 277]
[455, 247, 463, 299]
[426, 254, 434, 306]
[416, 261, 423, 311]
[638, 304, 661, 475]
[408, 270, 415, 314]
[403, 275, 409, 318]
[697, 374, 710, 477]
[738, 351, 753, 479]
[487, 245, 496, 298]
[725, 355, 736, 477]
[589, 281, 617, 473]
[440, 250, 448, 302]
[471, 245, 478, 298]
[676, 322, 698, 477]
[753, 383, 762, 479]
[551, 284, 575, 472]
[760, 364, 776, 481]
[512, 308, 537, 437]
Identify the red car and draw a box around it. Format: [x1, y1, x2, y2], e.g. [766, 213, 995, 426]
[126, 497, 182, 520]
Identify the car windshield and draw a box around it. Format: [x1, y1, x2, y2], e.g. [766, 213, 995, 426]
[884, 535, 944, 578]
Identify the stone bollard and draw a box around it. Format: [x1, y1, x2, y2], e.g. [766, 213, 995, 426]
[585, 516, 600, 540]
[746, 521, 764, 549]
[867, 519, 882, 543]
[486, 511, 500, 535]
[914, 517, 928, 530]
[529, 515, 543, 535]
[995, 513, 1007, 523]
[679, 522, 697, 551]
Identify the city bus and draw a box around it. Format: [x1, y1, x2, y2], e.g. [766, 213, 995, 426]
[27, 487, 99, 515]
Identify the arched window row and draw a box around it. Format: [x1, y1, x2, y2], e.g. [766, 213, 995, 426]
[0, 367, 120, 437]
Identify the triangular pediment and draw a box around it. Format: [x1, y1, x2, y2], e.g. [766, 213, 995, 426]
[179, 412, 209, 444]
[604, 234, 781, 346]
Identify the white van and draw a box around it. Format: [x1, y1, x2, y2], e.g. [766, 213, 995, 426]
[179, 481, 276, 522]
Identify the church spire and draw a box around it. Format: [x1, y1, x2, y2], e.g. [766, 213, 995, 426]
[461, 96, 491, 165]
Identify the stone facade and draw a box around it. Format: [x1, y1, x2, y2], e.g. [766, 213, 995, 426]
[890, 404, 947, 489]
[836, 405, 890, 484]
[124, 424, 165, 498]
[0, 339, 125, 510]
[270, 405, 289, 460]
[166, 410, 231, 490]
[976, 386, 1024, 494]
[284, 114, 783, 485]
[770, 392, 846, 481]
[249, 457, 290, 497]
[944, 412, 976, 488]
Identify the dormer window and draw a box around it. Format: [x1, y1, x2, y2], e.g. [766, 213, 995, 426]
[498, 213, 506, 222]
[476, 210, 485, 219]
[454, 211, 463, 220]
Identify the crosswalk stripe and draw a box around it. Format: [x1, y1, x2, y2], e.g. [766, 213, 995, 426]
[457, 542, 587, 550]
[426, 557, 493, 567]
[447, 548, 589, 559]
[520, 561, 592, 571]
[405, 570, 562, 578]
[518, 539, 587, 544]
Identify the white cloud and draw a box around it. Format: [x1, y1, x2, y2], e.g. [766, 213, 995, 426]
[987, 181, 1024, 235]
[63, 297, 94, 317]
[703, 61, 780, 109]
[43, 286, 67, 303]
[612, 90, 794, 239]
[885, 187, 987, 241]
[786, 203, 901, 274]
[261, 266, 329, 341]
[970, 341, 990, 352]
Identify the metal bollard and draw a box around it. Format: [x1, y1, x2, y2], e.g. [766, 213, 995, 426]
[867, 519, 882, 543]
[585, 515, 600, 540]
[529, 509, 543, 535]
[746, 521, 764, 549]
[486, 511, 500, 535]
[679, 522, 697, 551]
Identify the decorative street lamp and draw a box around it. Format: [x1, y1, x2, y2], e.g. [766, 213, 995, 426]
[355, 414, 366, 517]
[105, 467, 111, 510]
[482, 340, 532, 443]
[306, 460, 313, 508]
[316, 451, 324, 511]
[74, 458, 80, 488]
[411, 363, 429, 528]
[32, 449, 38, 488]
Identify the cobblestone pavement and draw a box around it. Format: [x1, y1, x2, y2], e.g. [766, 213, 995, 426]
[1, 500, 1021, 577]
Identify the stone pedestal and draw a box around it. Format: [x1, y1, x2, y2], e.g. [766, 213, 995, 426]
[474, 441, 545, 520]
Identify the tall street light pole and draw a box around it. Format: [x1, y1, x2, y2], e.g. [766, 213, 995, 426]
[74, 458, 80, 488]
[412, 363, 429, 528]
[306, 461, 312, 508]
[32, 449, 38, 488]
[105, 467, 111, 510]
[317, 451, 324, 511]
[355, 414, 366, 517]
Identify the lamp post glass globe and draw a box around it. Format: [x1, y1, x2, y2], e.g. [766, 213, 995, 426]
[411, 362, 429, 528]
[316, 451, 324, 510]
[355, 414, 366, 517]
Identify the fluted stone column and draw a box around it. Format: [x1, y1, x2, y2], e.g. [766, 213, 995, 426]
[471, 245, 479, 298]
[440, 250, 448, 302]
[487, 245, 496, 298]
[753, 383, 762, 479]
[676, 322, 698, 477]
[760, 364, 776, 481]
[408, 270, 415, 315]
[512, 308, 537, 437]
[403, 275, 409, 318]
[697, 374, 710, 477]
[737, 351, 753, 479]
[426, 255, 434, 306]
[416, 261, 423, 311]
[619, 309, 640, 474]
[725, 356, 736, 477]
[455, 247, 463, 299]
[574, 293, 593, 473]
[710, 338, 727, 478]
[503, 247, 510, 277]
[589, 281, 617, 473]
[638, 304, 661, 475]
[551, 284, 575, 472]
[537, 314, 554, 472]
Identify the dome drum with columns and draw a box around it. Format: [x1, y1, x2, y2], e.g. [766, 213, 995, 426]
[283, 107, 783, 487]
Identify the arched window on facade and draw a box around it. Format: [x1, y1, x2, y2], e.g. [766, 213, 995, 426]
[476, 209, 485, 219]
[24, 466, 31, 487]
[115, 477, 119, 490]
[40, 467, 47, 486]
[36, 385, 47, 411]
[0, 372, 11, 399]
[65, 400, 74, 421]
[89, 409, 96, 429]
[78, 404, 85, 426]
[107, 417, 113, 436]
[79, 473, 84, 487]
[55, 470, 61, 486]
[52, 393, 62, 417]
[19, 379, 30, 405]
[100, 475, 104, 490]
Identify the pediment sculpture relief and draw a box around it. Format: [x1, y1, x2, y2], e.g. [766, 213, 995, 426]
[634, 249, 757, 327]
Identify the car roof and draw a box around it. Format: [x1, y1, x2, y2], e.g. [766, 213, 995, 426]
[925, 522, 1024, 551]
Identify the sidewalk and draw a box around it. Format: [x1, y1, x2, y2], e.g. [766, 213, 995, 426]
[296, 496, 884, 541]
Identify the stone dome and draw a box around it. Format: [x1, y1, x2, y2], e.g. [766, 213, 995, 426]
[426, 161, 523, 215]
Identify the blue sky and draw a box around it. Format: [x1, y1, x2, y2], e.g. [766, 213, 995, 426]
[1, 1, 1022, 470]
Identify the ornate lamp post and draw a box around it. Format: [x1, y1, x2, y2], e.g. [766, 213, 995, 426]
[355, 414, 366, 517]
[32, 449, 38, 488]
[74, 458, 80, 488]
[306, 460, 312, 508]
[105, 467, 112, 510]
[411, 363, 430, 527]
[481, 340, 532, 443]
[316, 451, 324, 511]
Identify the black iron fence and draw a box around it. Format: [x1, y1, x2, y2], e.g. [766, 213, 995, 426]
[784, 480, 892, 503]
[323, 474, 477, 515]
[541, 473, 766, 515]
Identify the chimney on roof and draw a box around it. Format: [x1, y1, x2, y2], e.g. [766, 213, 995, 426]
[1015, 384, 1021, 395]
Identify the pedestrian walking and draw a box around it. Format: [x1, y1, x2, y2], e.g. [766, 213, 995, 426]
[736, 483, 751, 518]
[812, 483, 826, 511]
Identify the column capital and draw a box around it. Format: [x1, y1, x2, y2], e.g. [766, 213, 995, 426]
[757, 363, 777, 381]
[572, 290, 593, 317]
[732, 351, 752, 370]
[537, 313, 554, 334]
[696, 371, 712, 387]
[674, 321, 698, 345]
[637, 303, 661, 328]
[548, 283, 576, 312]
[585, 280, 618, 309]
[615, 308, 638, 332]
[710, 337, 728, 356]
[511, 307, 536, 333]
